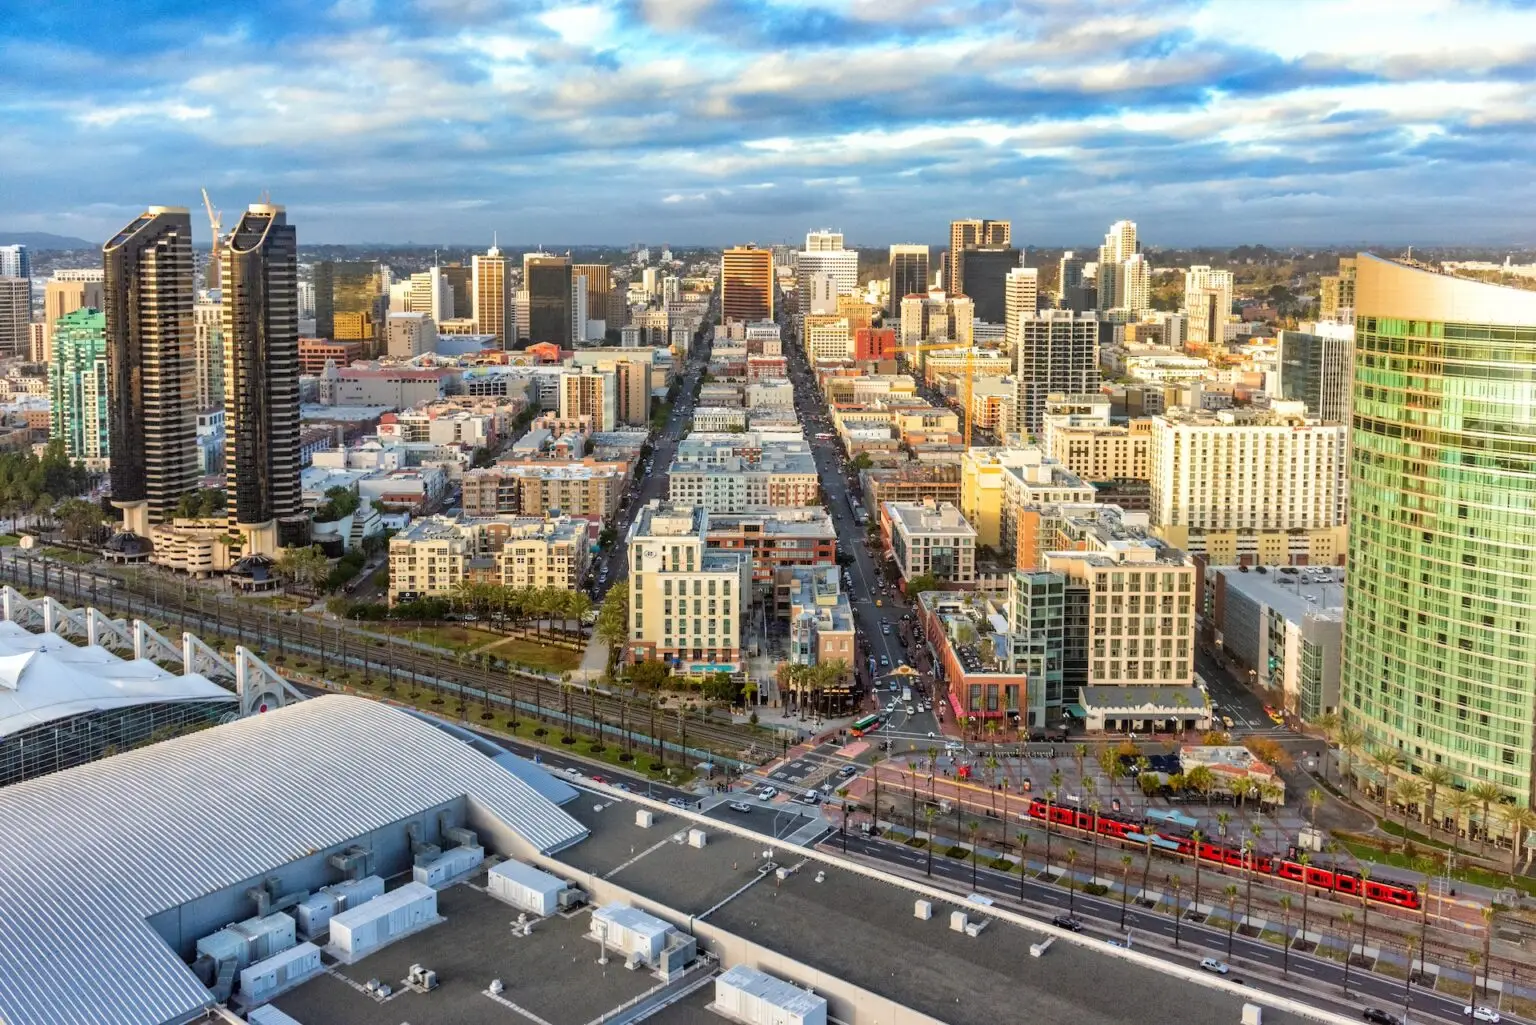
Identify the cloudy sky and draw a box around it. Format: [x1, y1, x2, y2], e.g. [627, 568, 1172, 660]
[3, 0, 1534, 247]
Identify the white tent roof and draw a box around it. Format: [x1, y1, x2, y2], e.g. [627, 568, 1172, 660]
[0, 622, 235, 737]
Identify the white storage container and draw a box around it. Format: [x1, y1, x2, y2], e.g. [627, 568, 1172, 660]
[235, 913, 297, 963]
[239, 942, 322, 1004]
[246, 1006, 305, 1025]
[487, 860, 565, 916]
[714, 965, 827, 1025]
[687, 829, 708, 849]
[413, 845, 484, 888]
[591, 904, 671, 963]
[294, 892, 338, 939]
[329, 883, 438, 960]
[325, 874, 385, 911]
[635, 809, 654, 828]
[949, 911, 968, 933]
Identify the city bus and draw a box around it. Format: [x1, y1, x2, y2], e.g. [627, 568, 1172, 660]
[850, 714, 882, 736]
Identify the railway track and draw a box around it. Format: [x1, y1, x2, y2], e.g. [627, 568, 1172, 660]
[0, 554, 775, 764]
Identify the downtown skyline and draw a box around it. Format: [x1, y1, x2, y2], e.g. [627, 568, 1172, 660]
[2, 0, 1535, 246]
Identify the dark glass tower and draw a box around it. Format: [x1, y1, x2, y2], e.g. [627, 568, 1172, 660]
[888, 245, 929, 313]
[313, 260, 385, 343]
[223, 205, 305, 552]
[103, 206, 198, 529]
[525, 254, 573, 347]
[962, 245, 1021, 323]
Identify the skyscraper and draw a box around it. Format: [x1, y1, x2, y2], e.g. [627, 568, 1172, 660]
[524, 253, 573, 347]
[0, 245, 30, 281]
[1182, 265, 1234, 348]
[314, 260, 385, 344]
[947, 219, 1010, 297]
[720, 245, 774, 322]
[193, 294, 224, 411]
[963, 245, 1021, 323]
[1319, 257, 1357, 323]
[1343, 255, 1536, 806]
[472, 245, 510, 346]
[796, 233, 857, 316]
[888, 244, 929, 313]
[0, 278, 28, 358]
[49, 307, 110, 464]
[222, 204, 304, 555]
[1057, 252, 1087, 310]
[441, 264, 472, 321]
[1004, 266, 1039, 342]
[43, 277, 104, 363]
[104, 206, 199, 531]
[407, 266, 453, 323]
[1276, 324, 1353, 424]
[1013, 311, 1099, 438]
[1096, 221, 1148, 318]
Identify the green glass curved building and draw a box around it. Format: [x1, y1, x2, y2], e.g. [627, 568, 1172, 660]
[1344, 254, 1536, 809]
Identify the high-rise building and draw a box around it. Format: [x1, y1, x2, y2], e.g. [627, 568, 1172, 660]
[49, 307, 110, 464]
[1343, 255, 1536, 805]
[1183, 265, 1234, 348]
[560, 366, 617, 431]
[524, 253, 572, 347]
[387, 311, 437, 358]
[1013, 311, 1099, 438]
[1096, 221, 1148, 317]
[899, 291, 973, 347]
[193, 295, 224, 411]
[1057, 252, 1091, 311]
[441, 264, 471, 321]
[887, 244, 929, 313]
[947, 219, 1010, 298]
[963, 245, 1021, 323]
[104, 207, 199, 531]
[1319, 257, 1357, 323]
[720, 246, 774, 322]
[573, 264, 611, 311]
[804, 230, 844, 252]
[1004, 266, 1039, 341]
[795, 235, 857, 316]
[314, 260, 385, 344]
[0, 245, 30, 281]
[407, 266, 453, 323]
[222, 204, 304, 555]
[0, 278, 28, 358]
[43, 277, 105, 363]
[472, 245, 511, 346]
[1276, 324, 1353, 423]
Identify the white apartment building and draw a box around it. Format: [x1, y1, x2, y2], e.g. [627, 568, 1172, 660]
[900, 291, 974, 346]
[626, 501, 752, 674]
[387, 312, 437, 358]
[883, 499, 977, 584]
[387, 514, 590, 603]
[1183, 265, 1234, 348]
[746, 379, 794, 409]
[803, 316, 852, 363]
[559, 366, 617, 432]
[1148, 403, 1348, 534]
[1004, 266, 1039, 340]
[691, 406, 748, 431]
[796, 238, 858, 318]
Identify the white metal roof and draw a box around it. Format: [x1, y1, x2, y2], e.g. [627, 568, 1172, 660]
[0, 694, 587, 1025]
[0, 622, 237, 736]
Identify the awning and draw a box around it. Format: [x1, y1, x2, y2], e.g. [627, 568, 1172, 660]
[1065, 703, 1087, 719]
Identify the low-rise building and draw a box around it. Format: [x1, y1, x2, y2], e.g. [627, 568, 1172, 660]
[786, 571, 856, 709]
[917, 590, 1027, 727]
[667, 433, 819, 513]
[746, 379, 794, 409]
[461, 457, 628, 522]
[882, 499, 977, 585]
[706, 507, 837, 585]
[358, 467, 448, 513]
[1212, 565, 1343, 720]
[859, 463, 961, 516]
[388, 513, 591, 603]
[317, 363, 458, 408]
[691, 406, 748, 432]
[625, 501, 752, 675]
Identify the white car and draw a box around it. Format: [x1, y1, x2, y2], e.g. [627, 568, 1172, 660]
[1464, 1009, 1502, 1023]
[727, 801, 753, 813]
[1199, 958, 1230, 975]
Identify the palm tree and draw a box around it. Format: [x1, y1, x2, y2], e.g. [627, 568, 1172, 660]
[1187, 828, 1206, 915]
[967, 820, 981, 890]
[1403, 935, 1419, 1017]
[1467, 952, 1482, 1003]
[1413, 855, 1435, 976]
[1088, 798, 1102, 883]
[1216, 809, 1232, 843]
[1337, 723, 1365, 789]
[1368, 746, 1403, 798]
[1241, 839, 1257, 925]
[1469, 781, 1504, 855]
[869, 753, 885, 832]
[1421, 764, 1454, 833]
[1340, 910, 1356, 993]
[1015, 832, 1030, 899]
[1259, 780, 1285, 849]
[1498, 805, 1536, 874]
[1186, 765, 1216, 808]
[1297, 853, 1312, 947]
[1169, 877, 1184, 948]
[1043, 787, 1058, 877]
[1356, 865, 1372, 966]
[1124, 848, 1136, 928]
[1223, 884, 1240, 958]
[837, 787, 852, 852]
[1392, 776, 1426, 851]
[1278, 895, 1293, 976]
[1479, 905, 1495, 1004]
[1306, 787, 1324, 827]
[1074, 743, 1087, 782]
[1443, 789, 1476, 858]
[1063, 848, 1079, 913]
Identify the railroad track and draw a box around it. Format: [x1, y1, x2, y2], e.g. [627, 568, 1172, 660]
[0, 554, 773, 763]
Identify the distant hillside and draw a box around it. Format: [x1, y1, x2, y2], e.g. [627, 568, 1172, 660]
[0, 231, 97, 250]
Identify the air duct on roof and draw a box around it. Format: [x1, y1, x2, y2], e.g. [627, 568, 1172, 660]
[328, 844, 373, 881]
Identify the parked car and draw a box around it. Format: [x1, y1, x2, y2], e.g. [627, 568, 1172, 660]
[1199, 958, 1230, 975]
[1361, 1010, 1402, 1025]
[1464, 1009, 1502, 1023]
[756, 786, 778, 800]
[1051, 915, 1084, 932]
[837, 765, 858, 778]
[728, 801, 753, 813]
[666, 797, 690, 808]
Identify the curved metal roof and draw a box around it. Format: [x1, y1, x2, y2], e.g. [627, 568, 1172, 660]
[0, 694, 587, 1025]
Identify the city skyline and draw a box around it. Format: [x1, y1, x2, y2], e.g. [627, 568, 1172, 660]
[3, 0, 1534, 246]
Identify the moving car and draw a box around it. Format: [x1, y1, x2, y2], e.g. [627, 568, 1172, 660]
[756, 785, 778, 800]
[1464, 1009, 1502, 1023]
[1051, 915, 1084, 932]
[1199, 958, 1230, 975]
[837, 765, 858, 778]
[728, 801, 753, 813]
[1361, 1010, 1402, 1025]
[667, 797, 690, 808]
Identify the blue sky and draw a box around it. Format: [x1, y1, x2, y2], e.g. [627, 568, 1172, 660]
[3, 0, 1534, 246]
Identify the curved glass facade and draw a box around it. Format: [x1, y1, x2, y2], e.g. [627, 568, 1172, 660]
[1344, 255, 1536, 806]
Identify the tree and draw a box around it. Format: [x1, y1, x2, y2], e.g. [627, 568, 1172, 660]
[595, 580, 629, 669]
[1391, 776, 1426, 852]
[923, 806, 938, 877]
[1337, 723, 1365, 789]
[701, 671, 738, 703]
[1278, 896, 1293, 976]
[54, 497, 103, 542]
[1185, 765, 1216, 808]
[1498, 805, 1536, 875]
[1189, 828, 1205, 913]
[967, 820, 981, 890]
[1340, 910, 1356, 993]
[1042, 787, 1057, 876]
[1297, 852, 1312, 949]
[1469, 781, 1504, 854]
[1063, 848, 1079, 913]
[1306, 787, 1324, 828]
[904, 572, 942, 597]
[1119, 854, 1135, 927]
[1016, 832, 1031, 900]
[1169, 877, 1184, 948]
[1421, 764, 1454, 832]
[1443, 789, 1476, 858]
[1224, 884, 1240, 959]
[274, 545, 330, 594]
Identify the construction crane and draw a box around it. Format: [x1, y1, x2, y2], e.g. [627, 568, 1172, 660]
[890, 339, 979, 448]
[201, 188, 222, 291]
